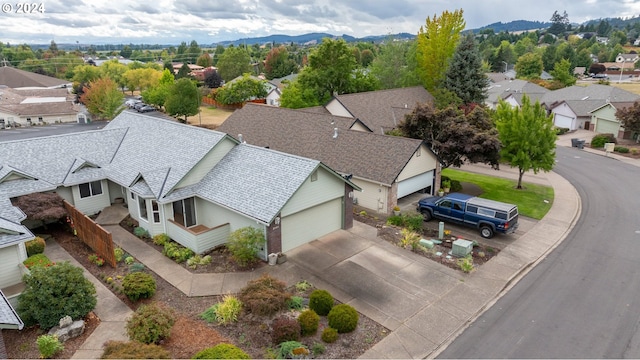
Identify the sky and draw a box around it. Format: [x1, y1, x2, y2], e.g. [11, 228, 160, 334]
[1, 0, 640, 45]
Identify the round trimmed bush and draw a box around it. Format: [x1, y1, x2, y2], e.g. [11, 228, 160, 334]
[102, 340, 170, 359]
[591, 133, 616, 148]
[122, 272, 156, 301]
[25, 237, 46, 257]
[271, 316, 301, 345]
[309, 289, 334, 316]
[126, 303, 175, 344]
[327, 304, 359, 333]
[321, 327, 339, 343]
[298, 309, 320, 336]
[192, 343, 250, 359]
[238, 274, 291, 316]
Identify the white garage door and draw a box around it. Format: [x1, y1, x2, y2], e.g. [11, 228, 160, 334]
[595, 119, 620, 135]
[397, 170, 434, 198]
[281, 198, 342, 252]
[554, 114, 574, 129]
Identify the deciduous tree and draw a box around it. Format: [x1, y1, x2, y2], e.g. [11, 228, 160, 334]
[615, 101, 640, 138]
[215, 74, 267, 105]
[217, 47, 252, 82]
[264, 46, 296, 80]
[142, 69, 174, 109]
[550, 58, 576, 87]
[165, 78, 199, 123]
[370, 38, 420, 89]
[203, 68, 223, 88]
[515, 52, 543, 79]
[416, 9, 465, 91]
[444, 34, 488, 105]
[494, 96, 556, 189]
[80, 78, 124, 120]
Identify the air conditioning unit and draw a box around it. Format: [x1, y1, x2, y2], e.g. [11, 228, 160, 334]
[452, 239, 473, 257]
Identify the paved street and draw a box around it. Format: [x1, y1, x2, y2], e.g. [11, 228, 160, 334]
[439, 146, 640, 358]
[0, 122, 106, 141]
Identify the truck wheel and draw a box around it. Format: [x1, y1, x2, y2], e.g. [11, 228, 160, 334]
[480, 225, 494, 239]
[422, 210, 432, 222]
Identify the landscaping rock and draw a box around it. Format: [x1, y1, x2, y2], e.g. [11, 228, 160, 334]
[48, 316, 85, 343]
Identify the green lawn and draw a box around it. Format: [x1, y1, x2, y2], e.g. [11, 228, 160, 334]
[442, 168, 554, 220]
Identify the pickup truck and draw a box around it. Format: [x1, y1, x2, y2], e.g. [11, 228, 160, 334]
[416, 192, 519, 238]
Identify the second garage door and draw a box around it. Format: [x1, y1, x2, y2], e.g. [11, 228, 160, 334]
[595, 118, 620, 135]
[281, 197, 343, 252]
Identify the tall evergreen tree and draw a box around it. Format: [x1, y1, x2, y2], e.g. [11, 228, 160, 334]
[495, 96, 556, 189]
[444, 34, 488, 105]
[548, 10, 569, 35]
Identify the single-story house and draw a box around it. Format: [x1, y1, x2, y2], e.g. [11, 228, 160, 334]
[485, 79, 549, 109]
[323, 86, 434, 134]
[0, 88, 81, 126]
[550, 99, 605, 130]
[226, 75, 281, 106]
[218, 103, 441, 214]
[0, 66, 71, 89]
[0, 112, 359, 267]
[589, 102, 636, 139]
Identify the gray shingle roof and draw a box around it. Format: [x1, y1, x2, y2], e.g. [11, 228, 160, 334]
[555, 99, 607, 117]
[0, 216, 34, 248]
[486, 79, 549, 106]
[541, 84, 640, 108]
[329, 86, 434, 134]
[0, 67, 70, 89]
[218, 103, 427, 185]
[196, 144, 319, 224]
[0, 289, 23, 329]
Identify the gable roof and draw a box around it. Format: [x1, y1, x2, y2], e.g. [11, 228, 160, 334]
[589, 101, 637, 114]
[551, 99, 608, 117]
[218, 103, 431, 185]
[0, 67, 70, 89]
[327, 86, 434, 134]
[486, 79, 549, 106]
[541, 84, 640, 109]
[0, 289, 23, 330]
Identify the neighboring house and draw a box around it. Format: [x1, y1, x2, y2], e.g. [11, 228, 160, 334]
[596, 37, 609, 45]
[324, 86, 434, 134]
[589, 101, 636, 139]
[218, 103, 441, 214]
[0, 87, 81, 126]
[615, 53, 639, 63]
[171, 63, 204, 75]
[270, 73, 298, 91]
[226, 75, 281, 106]
[191, 66, 217, 82]
[0, 112, 359, 268]
[540, 84, 640, 131]
[0, 66, 71, 89]
[485, 79, 549, 109]
[486, 72, 511, 84]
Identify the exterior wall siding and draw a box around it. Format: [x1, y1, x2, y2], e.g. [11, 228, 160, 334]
[552, 104, 577, 130]
[350, 122, 370, 132]
[280, 167, 344, 217]
[166, 220, 198, 251]
[0, 246, 22, 289]
[0, 111, 78, 126]
[196, 199, 257, 232]
[53, 187, 73, 204]
[396, 144, 437, 182]
[352, 178, 388, 213]
[175, 138, 236, 188]
[71, 180, 110, 215]
[107, 181, 126, 204]
[325, 99, 352, 117]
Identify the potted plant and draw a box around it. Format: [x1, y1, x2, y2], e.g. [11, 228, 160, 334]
[437, 188, 445, 196]
[441, 179, 451, 193]
[393, 205, 401, 216]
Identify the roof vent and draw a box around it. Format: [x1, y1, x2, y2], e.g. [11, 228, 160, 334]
[238, 134, 246, 143]
[581, 96, 589, 100]
[404, 103, 408, 108]
[332, 127, 338, 139]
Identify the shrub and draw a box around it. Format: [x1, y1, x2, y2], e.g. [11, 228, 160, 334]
[25, 237, 46, 257]
[214, 295, 242, 325]
[88, 253, 105, 266]
[200, 304, 218, 323]
[129, 262, 146, 272]
[312, 342, 326, 356]
[450, 179, 463, 192]
[327, 304, 359, 333]
[192, 343, 250, 359]
[23, 253, 54, 269]
[555, 127, 570, 135]
[186, 254, 212, 269]
[614, 146, 630, 153]
[272, 316, 301, 344]
[17, 261, 96, 329]
[126, 303, 175, 344]
[122, 272, 156, 301]
[226, 226, 264, 267]
[36, 334, 64, 359]
[102, 340, 170, 359]
[238, 274, 291, 316]
[321, 327, 339, 343]
[591, 133, 616, 148]
[457, 255, 474, 273]
[298, 309, 320, 336]
[386, 215, 404, 227]
[152, 233, 170, 246]
[162, 241, 194, 263]
[133, 226, 150, 239]
[399, 228, 421, 251]
[277, 341, 307, 359]
[125, 256, 135, 265]
[114, 247, 125, 262]
[295, 280, 312, 292]
[386, 213, 423, 232]
[287, 296, 304, 310]
[309, 289, 334, 316]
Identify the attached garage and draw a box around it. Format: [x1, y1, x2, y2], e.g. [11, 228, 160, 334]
[281, 197, 343, 252]
[554, 114, 574, 129]
[595, 118, 621, 135]
[397, 170, 433, 198]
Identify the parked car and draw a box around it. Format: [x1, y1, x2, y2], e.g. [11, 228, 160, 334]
[133, 102, 147, 111]
[416, 192, 519, 238]
[137, 105, 155, 113]
[125, 99, 142, 108]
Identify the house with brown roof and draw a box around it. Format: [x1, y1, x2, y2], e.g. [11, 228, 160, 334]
[323, 86, 434, 134]
[0, 87, 81, 127]
[219, 103, 441, 214]
[0, 66, 71, 89]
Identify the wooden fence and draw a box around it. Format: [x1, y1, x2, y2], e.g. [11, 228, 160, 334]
[63, 201, 116, 268]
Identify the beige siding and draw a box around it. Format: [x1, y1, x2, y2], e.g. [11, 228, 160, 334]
[54, 187, 73, 203]
[0, 245, 24, 289]
[166, 220, 198, 251]
[175, 138, 236, 188]
[71, 180, 110, 215]
[396, 144, 438, 182]
[325, 99, 353, 117]
[350, 122, 370, 132]
[107, 181, 126, 204]
[281, 167, 344, 217]
[352, 178, 389, 213]
[197, 199, 257, 232]
[165, 219, 230, 254]
[281, 197, 342, 252]
[135, 198, 164, 236]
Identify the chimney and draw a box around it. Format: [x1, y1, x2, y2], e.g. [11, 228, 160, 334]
[332, 127, 338, 139]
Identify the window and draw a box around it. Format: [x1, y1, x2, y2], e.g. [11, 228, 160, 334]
[130, 191, 135, 200]
[138, 196, 148, 221]
[311, 170, 318, 182]
[439, 200, 452, 208]
[152, 200, 160, 223]
[38, 117, 43, 122]
[477, 208, 496, 218]
[173, 197, 196, 227]
[78, 181, 102, 198]
[453, 202, 463, 211]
